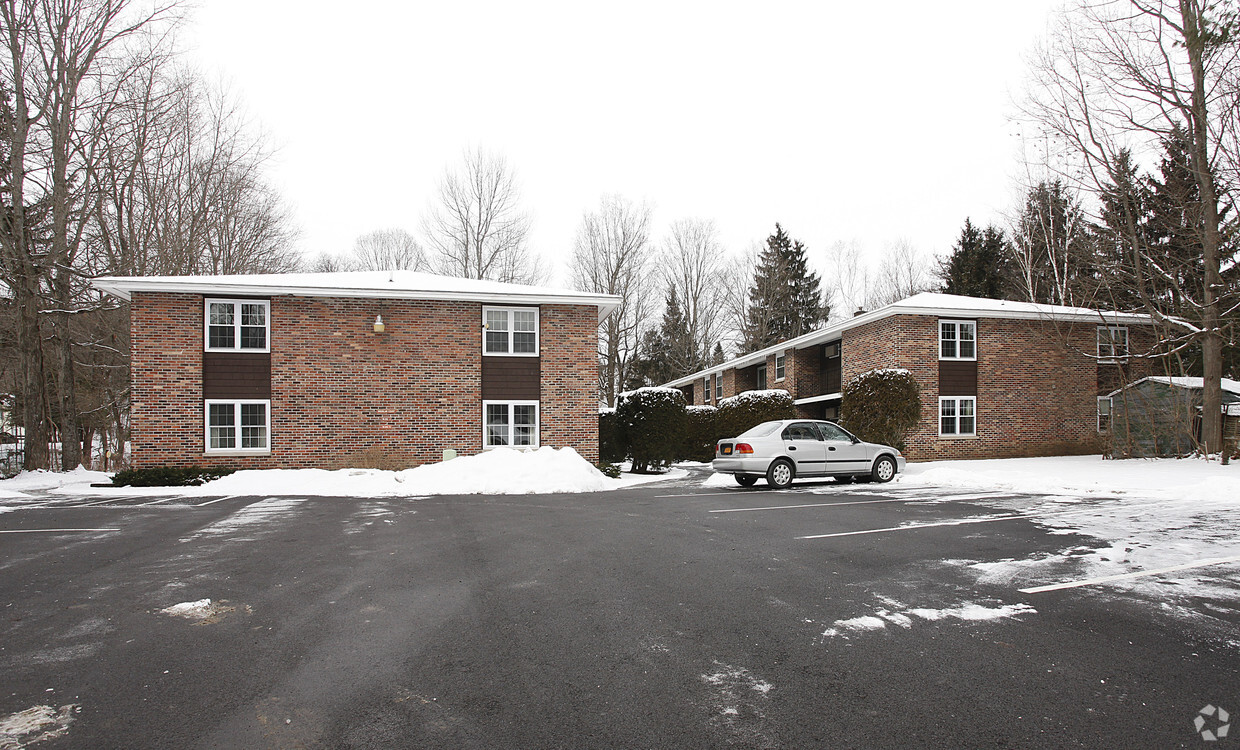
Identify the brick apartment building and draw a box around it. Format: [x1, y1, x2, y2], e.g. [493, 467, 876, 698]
[663, 293, 1157, 461]
[92, 271, 618, 469]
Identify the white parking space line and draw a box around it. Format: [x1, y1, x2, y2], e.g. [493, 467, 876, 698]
[194, 495, 242, 506]
[711, 497, 919, 513]
[798, 514, 1030, 539]
[1019, 555, 1240, 594]
[0, 527, 120, 534]
[655, 490, 798, 498]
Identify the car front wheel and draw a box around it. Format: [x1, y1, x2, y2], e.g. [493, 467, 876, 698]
[767, 458, 795, 489]
[735, 475, 759, 487]
[872, 455, 897, 483]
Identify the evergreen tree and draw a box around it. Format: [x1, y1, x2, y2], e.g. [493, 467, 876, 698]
[1094, 149, 1152, 310]
[627, 286, 697, 386]
[710, 342, 725, 365]
[938, 218, 1014, 299]
[741, 223, 828, 352]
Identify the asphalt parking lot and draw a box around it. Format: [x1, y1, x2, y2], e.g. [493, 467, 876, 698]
[2, 470, 1237, 749]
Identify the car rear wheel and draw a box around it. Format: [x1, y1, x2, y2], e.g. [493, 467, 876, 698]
[872, 455, 897, 483]
[735, 475, 759, 487]
[766, 459, 795, 489]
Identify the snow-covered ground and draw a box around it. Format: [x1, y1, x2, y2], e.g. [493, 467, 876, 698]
[0, 447, 687, 501]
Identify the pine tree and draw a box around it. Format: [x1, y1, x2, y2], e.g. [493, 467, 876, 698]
[627, 286, 697, 386]
[938, 218, 1014, 299]
[741, 223, 827, 352]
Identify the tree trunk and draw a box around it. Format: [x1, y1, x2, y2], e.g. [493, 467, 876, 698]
[1181, 0, 1224, 455]
[53, 269, 81, 468]
[17, 273, 50, 470]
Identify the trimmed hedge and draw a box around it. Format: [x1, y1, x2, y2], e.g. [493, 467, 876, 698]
[716, 389, 795, 439]
[615, 387, 687, 473]
[599, 409, 624, 463]
[110, 465, 236, 487]
[840, 368, 921, 451]
[680, 405, 721, 462]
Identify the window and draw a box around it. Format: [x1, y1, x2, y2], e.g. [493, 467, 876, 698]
[205, 299, 269, 352]
[775, 352, 787, 381]
[1098, 326, 1128, 362]
[940, 320, 976, 360]
[483, 307, 538, 356]
[940, 396, 976, 436]
[205, 400, 270, 452]
[781, 422, 822, 441]
[1097, 396, 1112, 433]
[714, 373, 723, 399]
[756, 365, 767, 390]
[816, 421, 853, 442]
[703, 376, 711, 402]
[483, 401, 539, 448]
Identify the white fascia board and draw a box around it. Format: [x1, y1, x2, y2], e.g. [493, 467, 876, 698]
[91, 278, 620, 319]
[793, 392, 843, 405]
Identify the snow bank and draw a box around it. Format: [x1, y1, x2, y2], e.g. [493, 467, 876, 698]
[0, 446, 684, 499]
[902, 454, 1239, 503]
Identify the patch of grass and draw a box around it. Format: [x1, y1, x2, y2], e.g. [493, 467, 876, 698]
[110, 465, 236, 487]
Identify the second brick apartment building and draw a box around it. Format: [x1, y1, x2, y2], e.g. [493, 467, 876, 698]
[663, 293, 1156, 460]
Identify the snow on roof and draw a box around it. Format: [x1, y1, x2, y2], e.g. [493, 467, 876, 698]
[662, 292, 1155, 388]
[91, 270, 620, 318]
[1119, 376, 1240, 396]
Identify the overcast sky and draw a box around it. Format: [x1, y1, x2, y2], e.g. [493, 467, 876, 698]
[183, 0, 1063, 285]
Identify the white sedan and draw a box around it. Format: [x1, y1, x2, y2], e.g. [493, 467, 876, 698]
[712, 419, 906, 488]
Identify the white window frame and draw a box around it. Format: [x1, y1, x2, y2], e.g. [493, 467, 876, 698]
[1097, 326, 1129, 363]
[939, 319, 977, 361]
[204, 399, 271, 454]
[204, 298, 270, 353]
[1097, 396, 1112, 433]
[482, 400, 540, 449]
[714, 373, 723, 399]
[939, 396, 977, 437]
[775, 352, 787, 381]
[482, 306, 540, 357]
[703, 376, 711, 402]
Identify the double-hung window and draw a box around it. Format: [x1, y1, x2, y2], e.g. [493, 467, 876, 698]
[206, 299, 269, 352]
[714, 373, 723, 399]
[205, 400, 270, 453]
[1097, 326, 1128, 362]
[939, 396, 976, 436]
[940, 320, 976, 360]
[483, 401, 539, 448]
[703, 376, 711, 402]
[1097, 396, 1112, 433]
[483, 307, 538, 356]
[775, 353, 787, 381]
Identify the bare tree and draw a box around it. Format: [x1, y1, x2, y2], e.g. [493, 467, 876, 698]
[570, 195, 656, 406]
[350, 228, 426, 271]
[661, 218, 726, 370]
[823, 240, 871, 319]
[718, 242, 760, 354]
[870, 239, 937, 307]
[1020, 0, 1239, 453]
[423, 148, 546, 285]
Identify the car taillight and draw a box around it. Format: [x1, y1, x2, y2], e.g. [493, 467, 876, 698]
[735, 443, 754, 454]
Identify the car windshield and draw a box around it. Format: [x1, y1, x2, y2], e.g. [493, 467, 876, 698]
[737, 421, 782, 439]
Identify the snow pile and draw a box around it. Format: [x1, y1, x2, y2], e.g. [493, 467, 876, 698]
[819, 601, 1035, 638]
[902, 454, 1239, 503]
[160, 599, 216, 620]
[0, 704, 77, 747]
[0, 446, 690, 499]
[0, 466, 108, 499]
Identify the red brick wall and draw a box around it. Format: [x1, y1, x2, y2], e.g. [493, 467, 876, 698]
[841, 315, 1112, 460]
[129, 293, 599, 469]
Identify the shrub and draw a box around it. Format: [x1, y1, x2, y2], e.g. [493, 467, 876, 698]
[679, 405, 721, 462]
[595, 461, 621, 479]
[716, 389, 795, 438]
[111, 465, 235, 487]
[840, 368, 921, 451]
[598, 409, 625, 463]
[615, 387, 687, 473]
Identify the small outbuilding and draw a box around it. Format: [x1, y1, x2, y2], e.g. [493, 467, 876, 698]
[1104, 376, 1240, 457]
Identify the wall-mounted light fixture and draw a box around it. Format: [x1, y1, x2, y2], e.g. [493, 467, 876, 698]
[373, 315, 385, 333]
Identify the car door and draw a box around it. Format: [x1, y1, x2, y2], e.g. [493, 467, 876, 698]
[779, 422, 828, 476]
[817, 421, 872, 474]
